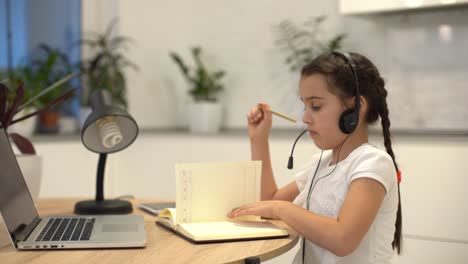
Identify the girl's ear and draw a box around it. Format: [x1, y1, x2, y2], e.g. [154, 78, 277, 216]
[358, 96, 368, 119]
[344, 97, 355, 110]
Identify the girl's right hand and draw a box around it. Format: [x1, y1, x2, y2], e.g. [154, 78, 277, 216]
[247, 102, 272, 141]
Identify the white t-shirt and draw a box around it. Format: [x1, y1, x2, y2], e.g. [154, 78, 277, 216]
[292, 143, 398, 264]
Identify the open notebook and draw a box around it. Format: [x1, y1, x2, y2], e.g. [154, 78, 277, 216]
[157, 208, 288, 243]
[156, 161, 289, 243]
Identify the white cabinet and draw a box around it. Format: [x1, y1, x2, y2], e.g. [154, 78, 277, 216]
[340, 0, 468, 15]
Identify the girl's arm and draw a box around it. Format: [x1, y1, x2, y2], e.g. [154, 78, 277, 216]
[248, 103, 300, 202]
[251, 139, 299, 201]
[229, 178, 386, 257]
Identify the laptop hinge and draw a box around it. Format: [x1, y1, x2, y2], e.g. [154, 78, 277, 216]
[14, 217, 41, 244]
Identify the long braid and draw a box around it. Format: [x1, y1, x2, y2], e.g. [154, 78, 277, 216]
[379, 95, 402, 254]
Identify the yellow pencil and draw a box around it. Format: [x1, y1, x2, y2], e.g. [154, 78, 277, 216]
[258, 104, 297, 123]
[271, 110, 297, 123]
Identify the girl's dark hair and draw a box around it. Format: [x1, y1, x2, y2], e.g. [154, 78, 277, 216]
[301, 52, 402, 254]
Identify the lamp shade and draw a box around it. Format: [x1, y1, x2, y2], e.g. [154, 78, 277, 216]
[81, 90, 138, 154]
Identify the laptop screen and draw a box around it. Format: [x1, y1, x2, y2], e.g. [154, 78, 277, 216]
[0, 129, 38, 243]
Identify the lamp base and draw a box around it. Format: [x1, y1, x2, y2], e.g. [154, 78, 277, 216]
[74, 199, 133, 215]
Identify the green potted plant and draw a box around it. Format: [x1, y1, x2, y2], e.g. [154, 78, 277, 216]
[19, 44, 76, 133]
[79, 18, 138, 127]
[0, 75, 76, 201]
[170, 46, 226, 133]
[274, 16, 346, 72]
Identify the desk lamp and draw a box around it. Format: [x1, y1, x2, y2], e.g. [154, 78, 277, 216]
[74, 90, 138, 214]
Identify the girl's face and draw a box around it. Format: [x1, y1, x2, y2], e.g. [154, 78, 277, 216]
[299, 74, 349, 150]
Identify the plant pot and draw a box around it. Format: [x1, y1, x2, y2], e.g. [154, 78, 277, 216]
[37, 111, 60, 134]
[187, 101, 223, 133]
[7, 108, 38, 137]
[15, 154, 42, 202]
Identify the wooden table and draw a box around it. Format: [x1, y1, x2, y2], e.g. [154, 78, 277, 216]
[0, 198, 299, 264]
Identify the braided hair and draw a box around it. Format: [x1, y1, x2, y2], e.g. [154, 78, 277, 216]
[301, 52, 402, 253]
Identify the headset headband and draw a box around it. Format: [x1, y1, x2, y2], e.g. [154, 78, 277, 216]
[332, 51, 360, 114]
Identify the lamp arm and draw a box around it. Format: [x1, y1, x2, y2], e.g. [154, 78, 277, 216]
[96, 153, 107, 201]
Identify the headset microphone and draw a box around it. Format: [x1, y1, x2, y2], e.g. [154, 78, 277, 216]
[287, 129, 308, 169]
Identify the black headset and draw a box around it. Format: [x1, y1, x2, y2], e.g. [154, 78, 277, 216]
[334, 51, 361, 134]
[287, 51, 360, 170]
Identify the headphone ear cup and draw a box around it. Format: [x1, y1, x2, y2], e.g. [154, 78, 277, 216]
[339, 108, 358, 134]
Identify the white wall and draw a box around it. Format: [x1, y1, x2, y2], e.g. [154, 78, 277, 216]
[83, 0, 468, 133]
[85, 0, 343, 130]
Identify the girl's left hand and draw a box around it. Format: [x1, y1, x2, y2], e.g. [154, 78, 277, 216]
[227, 200, 290, 220]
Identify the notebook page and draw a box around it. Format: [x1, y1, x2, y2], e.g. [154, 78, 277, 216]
[178, 221, 288, 241]
[175, 161, 261, 224]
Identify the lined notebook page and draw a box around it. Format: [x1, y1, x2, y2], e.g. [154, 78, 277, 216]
[175, 161, 261, 224]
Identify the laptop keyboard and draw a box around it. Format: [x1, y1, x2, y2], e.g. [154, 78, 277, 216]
[35, 217, 96, 242]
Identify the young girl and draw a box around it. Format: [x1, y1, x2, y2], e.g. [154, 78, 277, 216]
[228, 52, 402, 264]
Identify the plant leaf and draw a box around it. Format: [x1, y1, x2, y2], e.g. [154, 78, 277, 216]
[76, 38, 101, 48]
[16, 72, 80, 113]
[89, 53, 105, 72]
[213, 71, 225, 80]
[4, 81, 25, 128]
[170, 52, 192, 82]
[8, 132, 36, 155]
[105, 18, 119, 40]
[274, 16, 346, 72]
[110, 36, 134, 50]
[327, 34, 347, 50]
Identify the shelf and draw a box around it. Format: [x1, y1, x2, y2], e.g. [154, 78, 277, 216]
[339, 0, 468, 15]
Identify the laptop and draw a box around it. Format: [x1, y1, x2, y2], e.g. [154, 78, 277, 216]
[0, 128, 147, 250]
